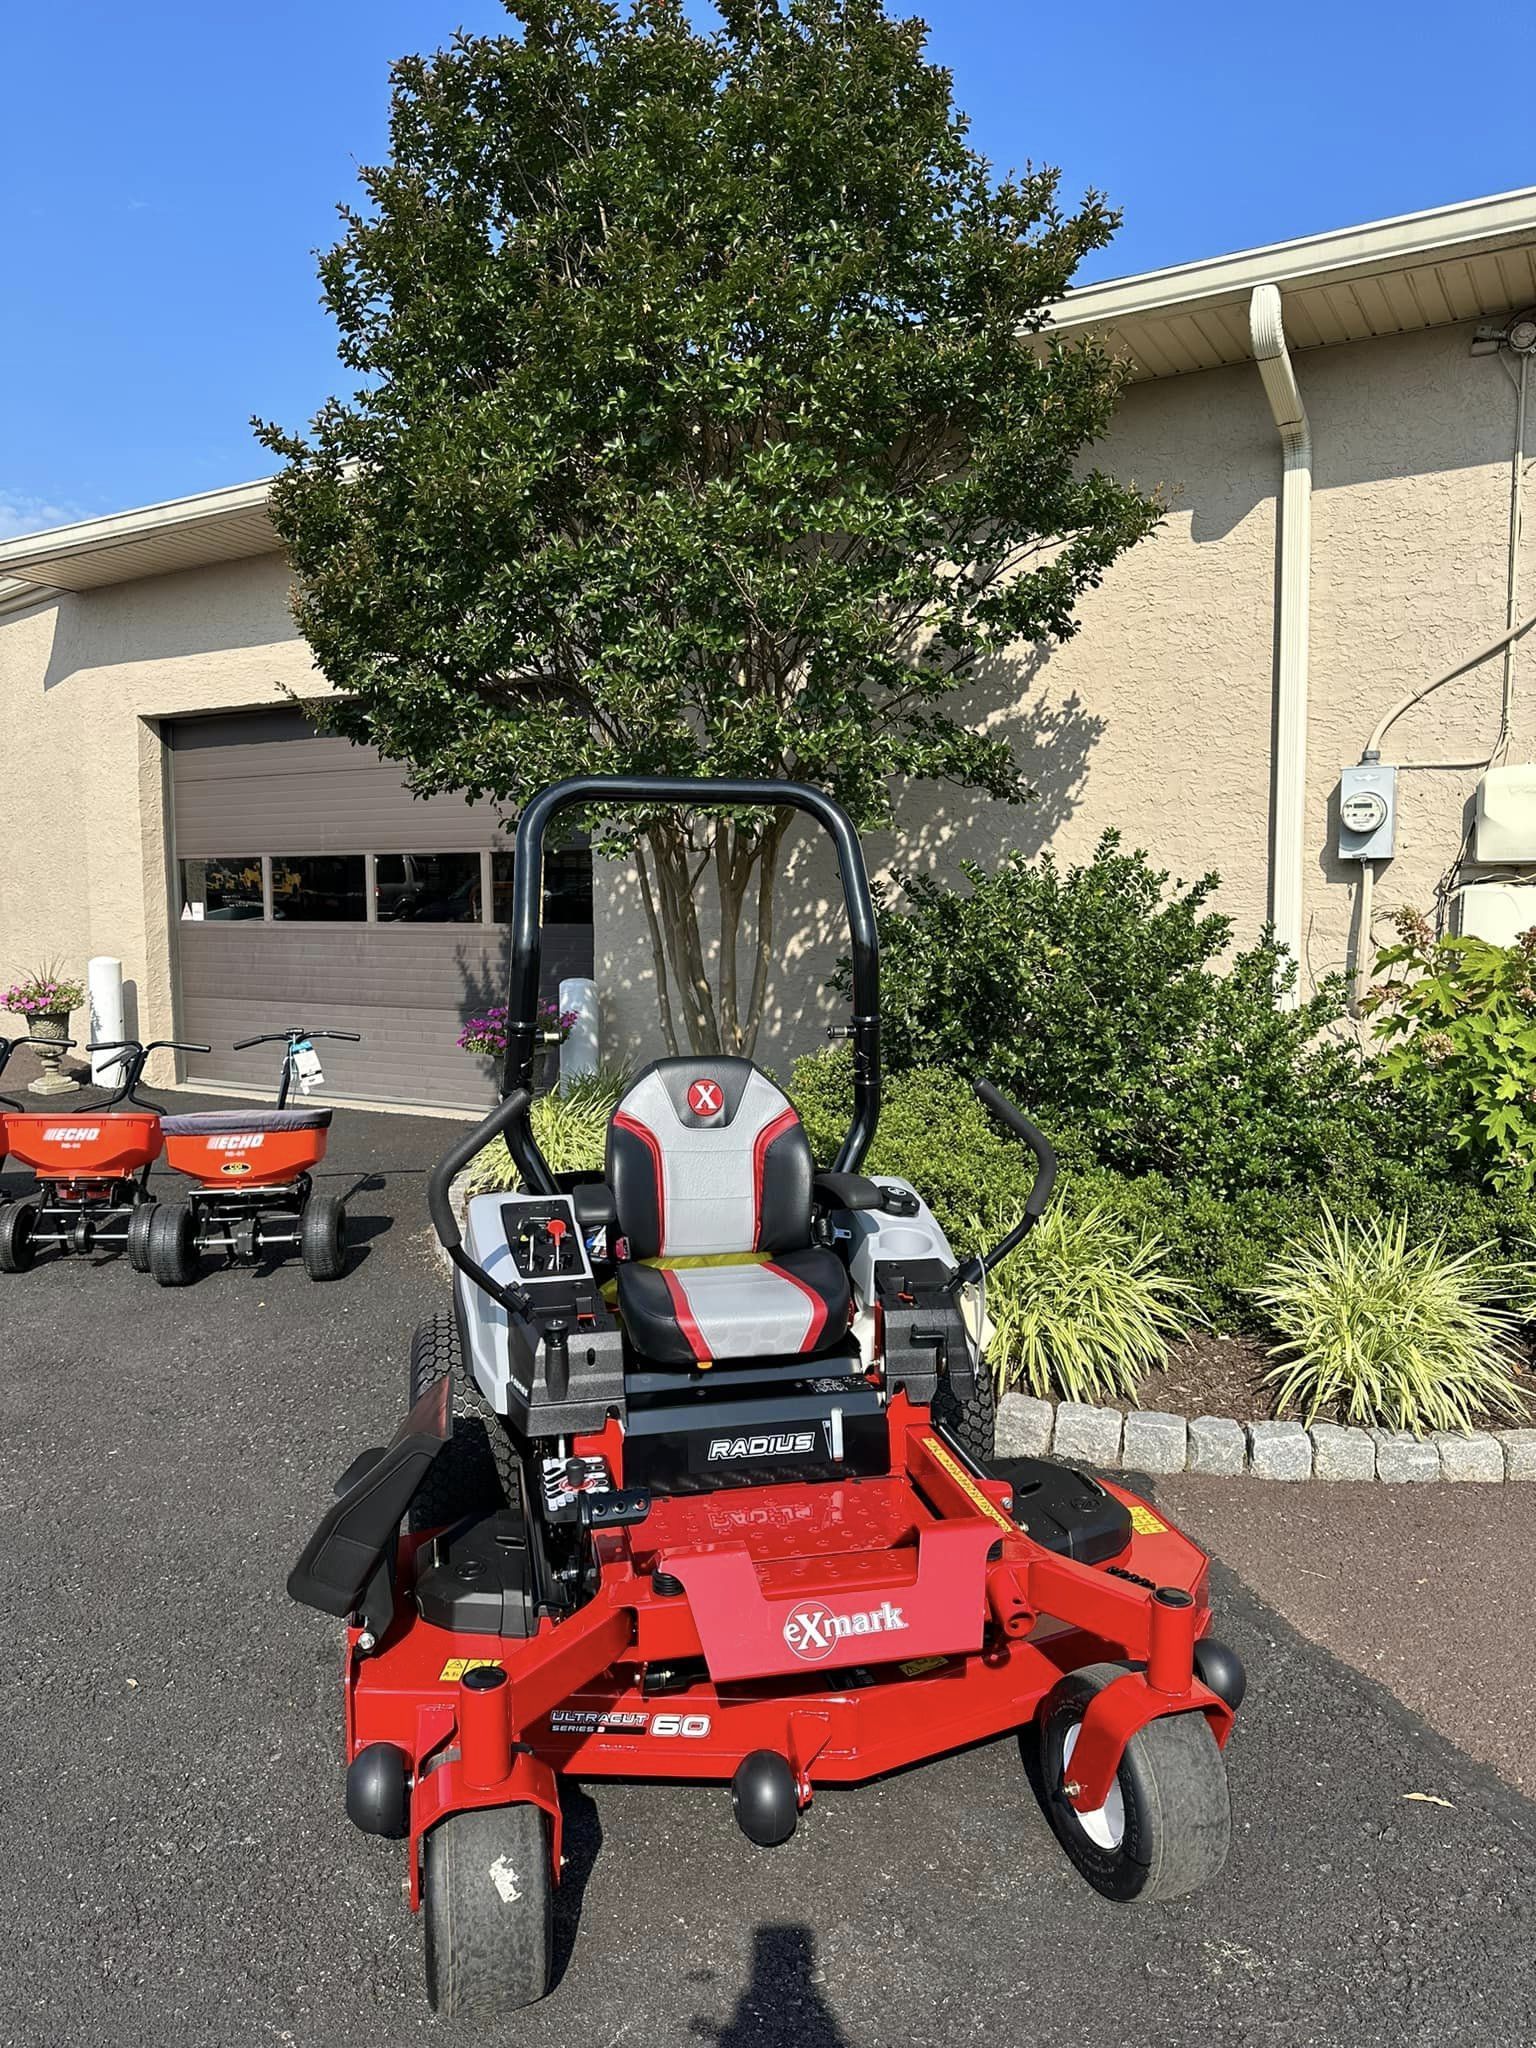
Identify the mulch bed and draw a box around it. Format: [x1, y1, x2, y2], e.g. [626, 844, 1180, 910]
[1130, 1329, 1536, 1428]
[1136, 1332, 1279, 1424]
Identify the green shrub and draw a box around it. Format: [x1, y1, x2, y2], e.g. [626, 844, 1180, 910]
[836, 833, 1367, 1198]
[1363, 911, 1536, 1192]
[1253, 1209, 1533, 1436]
[980, 1201, 1190, 1404]
[462, 1066, 628, 1197]
[790, 1049, 1036, 1243]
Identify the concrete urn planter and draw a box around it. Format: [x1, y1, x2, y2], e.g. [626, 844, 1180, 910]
[26, 1013, 79, 1095]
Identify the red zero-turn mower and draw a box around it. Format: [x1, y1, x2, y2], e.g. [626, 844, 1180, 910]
[145, 1027, 360, 1285]
[289, 778, 1246, 2023]
[0, 1037, 208, 1274]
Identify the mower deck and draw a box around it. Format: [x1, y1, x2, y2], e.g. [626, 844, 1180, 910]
[342, 1403, 1231, 1908]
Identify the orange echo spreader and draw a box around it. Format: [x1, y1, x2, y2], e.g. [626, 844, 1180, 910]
[0, 1037, 208, 1275]
[142, 1026, 361, 1287]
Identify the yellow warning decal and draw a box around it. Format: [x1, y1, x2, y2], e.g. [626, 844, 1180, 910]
[1128, 1502, 1167, 1536]
[920, 1435, 1017, 1533]
[437, 1657, 504, 1683]
[899, 1656, 950, 1678]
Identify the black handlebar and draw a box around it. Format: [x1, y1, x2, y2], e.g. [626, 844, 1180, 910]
[426, 1090, 537, 1319]
[952, 1079, 1059, 1289]
[85, 1038, 210, 1111]
[232, 1029, 363, 1050]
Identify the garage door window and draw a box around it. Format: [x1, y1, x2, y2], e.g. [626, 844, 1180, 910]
[179, 857, 264, 922]
[375, 852, 482, 922]
[271, 855, 368, 922]
[492, 848, 594, 925]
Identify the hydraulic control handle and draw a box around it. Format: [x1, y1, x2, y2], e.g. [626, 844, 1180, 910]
[952, 1079, 1060, 1289]
[426, 1089, 539, 1320]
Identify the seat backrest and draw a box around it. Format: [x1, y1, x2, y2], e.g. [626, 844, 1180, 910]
[607, 1058, 814, 1261]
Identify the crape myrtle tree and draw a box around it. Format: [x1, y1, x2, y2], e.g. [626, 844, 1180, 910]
[259, 0, 1157, 1057]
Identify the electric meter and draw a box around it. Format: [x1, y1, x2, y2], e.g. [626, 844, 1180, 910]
[1340, 789, 1388, 835]
[1337, 762, 1396, 861]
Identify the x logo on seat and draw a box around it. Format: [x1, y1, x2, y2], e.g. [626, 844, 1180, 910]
[687, 1079, 724, 1117]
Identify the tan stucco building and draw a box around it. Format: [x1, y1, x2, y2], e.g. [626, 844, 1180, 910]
[3, 189, 1535, 1107]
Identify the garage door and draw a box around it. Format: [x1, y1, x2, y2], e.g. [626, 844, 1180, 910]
[168, 710, 592, 1109]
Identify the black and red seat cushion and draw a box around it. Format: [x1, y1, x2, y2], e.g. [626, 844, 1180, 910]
[607, 1058, 850, 1364]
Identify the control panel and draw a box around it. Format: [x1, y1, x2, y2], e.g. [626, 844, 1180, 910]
[501, 1195, 592, 1288]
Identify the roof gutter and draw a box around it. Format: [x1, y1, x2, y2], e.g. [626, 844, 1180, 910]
[1249, 283, 1312, 1003]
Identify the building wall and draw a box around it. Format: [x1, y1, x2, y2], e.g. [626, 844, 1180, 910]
[596, 318, 1536, 1073]
[3, 317, 1530, 1090]
[0, 552, 315, 1069]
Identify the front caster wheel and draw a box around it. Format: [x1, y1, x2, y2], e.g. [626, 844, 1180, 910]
[0, 1201, 38, 1274]
[423, 1803, 553, 2019]
[1036, 1661, 1231, 1903]
[300, 1192, 346, 1280]
[147, 1203, 199, 1287]
[126, 1202, 157, 1272]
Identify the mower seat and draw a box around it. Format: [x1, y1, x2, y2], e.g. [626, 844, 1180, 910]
[159, 1108, 333, 1135]
[608, 1058, 850, 1367]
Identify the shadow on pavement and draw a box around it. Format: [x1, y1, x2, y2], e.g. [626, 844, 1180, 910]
[690, 1926, 850, 2046]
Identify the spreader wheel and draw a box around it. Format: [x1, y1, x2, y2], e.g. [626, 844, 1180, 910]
[423, 1802, 553, 2019]
[1036, 1661, 1230, 1904]
[147, 1203, 199, 1287]
[126, 1202, 156, 1273]
[407, 1312, 517, 1531]
[0, 1201, 38, 1274]
[300, 1192, 347, 1281]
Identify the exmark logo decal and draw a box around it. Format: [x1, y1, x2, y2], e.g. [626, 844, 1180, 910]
[686, 1078, 723, 1117]
[782, 1599, 908, 1663]
[207, 1134, 265, 1152]
[707, 1431, 816, 1462]
[43, 1126, 101, 1145]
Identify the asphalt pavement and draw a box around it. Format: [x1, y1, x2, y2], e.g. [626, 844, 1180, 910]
[1, 1090, 1533, 2047]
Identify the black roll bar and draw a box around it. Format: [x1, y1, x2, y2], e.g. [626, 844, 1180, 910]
[501, 776, 882, 1186]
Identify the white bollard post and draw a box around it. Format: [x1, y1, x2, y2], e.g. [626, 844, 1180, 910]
[87, 957, 125, 1084]
[558, 978, 599, 1092]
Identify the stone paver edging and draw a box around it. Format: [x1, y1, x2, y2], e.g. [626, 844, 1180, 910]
[996, 1391, 1536, 1483]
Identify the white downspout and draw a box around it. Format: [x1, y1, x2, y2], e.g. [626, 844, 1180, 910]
[1250, 283, 1312, 1004]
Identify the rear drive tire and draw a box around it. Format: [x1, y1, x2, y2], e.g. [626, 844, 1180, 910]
[0, 1202, 38, 1274]
[147, 1203, 199, 1287]
[300, 1192, 346, 1281]
[407, 1312, 517, 1531]
[1035, 1661, 1231, 1904]
[932, 1352, 997, 1466]
[423, 1802, 554, 2018]
[126, 1202, 156, 1273]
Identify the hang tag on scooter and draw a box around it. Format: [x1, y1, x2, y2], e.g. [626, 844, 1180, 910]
[292, 1039, 325, 1095]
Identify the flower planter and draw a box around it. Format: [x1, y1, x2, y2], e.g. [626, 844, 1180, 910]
[26, 1012, 79, 1096]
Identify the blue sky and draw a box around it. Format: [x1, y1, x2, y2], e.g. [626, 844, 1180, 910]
[3, 0, 1534, 534]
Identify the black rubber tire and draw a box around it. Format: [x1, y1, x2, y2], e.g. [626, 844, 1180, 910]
[126, 1202, 156, 1273]
[407, 1312, 517, 1531]
[0, 1202, 38, 1275]
[933, 1354, 997, 1466]
[423, 1802, 553, 2018]
[300, 1192, 346, 1281]
[147, 1203, 199, 1287]
[1036, 1661, 1231, 1904]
